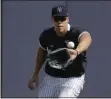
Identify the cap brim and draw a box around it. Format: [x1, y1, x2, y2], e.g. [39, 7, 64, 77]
[52, 14, 68, 17]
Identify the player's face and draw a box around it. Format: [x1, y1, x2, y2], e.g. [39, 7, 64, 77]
[52, 16, 69, 35]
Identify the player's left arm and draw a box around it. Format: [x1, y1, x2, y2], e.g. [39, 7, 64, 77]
[75, 31, 92, 55]
[67, 31, 92, 60]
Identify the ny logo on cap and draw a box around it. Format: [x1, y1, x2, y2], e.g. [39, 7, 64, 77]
[57, 7, 62, 12]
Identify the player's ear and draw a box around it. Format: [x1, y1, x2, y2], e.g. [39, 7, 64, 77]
[51, 16, 54, 22]
[66, 17, 69, 23]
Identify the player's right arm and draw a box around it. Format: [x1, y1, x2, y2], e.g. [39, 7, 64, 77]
[33, 47, 46, 78]
[28, 47, 47, 90]
[28, 29, 48, 90]
[33, 47, 46, 79]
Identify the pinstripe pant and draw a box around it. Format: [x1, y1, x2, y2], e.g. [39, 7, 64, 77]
[37, 73, 85, 98]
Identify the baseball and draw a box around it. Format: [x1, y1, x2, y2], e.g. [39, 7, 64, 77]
[67, 41, 75, 48]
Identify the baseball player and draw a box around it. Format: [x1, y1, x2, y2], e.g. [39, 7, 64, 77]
[28, 5, 92, 98]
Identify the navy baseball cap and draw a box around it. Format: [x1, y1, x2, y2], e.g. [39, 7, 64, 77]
[52, 5, 68, 17]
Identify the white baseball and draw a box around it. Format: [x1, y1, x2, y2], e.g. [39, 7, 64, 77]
[67, 41, 75, 48]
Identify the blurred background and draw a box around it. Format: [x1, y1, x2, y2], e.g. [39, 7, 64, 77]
[2, 1, 111, 98]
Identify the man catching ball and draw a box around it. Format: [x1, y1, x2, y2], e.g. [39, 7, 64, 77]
[28, 5, 92, 98]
